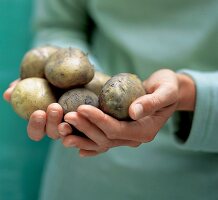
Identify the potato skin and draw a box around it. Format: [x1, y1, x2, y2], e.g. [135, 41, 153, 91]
[20, 45, 59, 79]
[85, 71, 111, 96]
[45, 48, 94, 89]
[58, 88, 99, 114]
[11, 78, 57, 120]
[99, 73, 146, 120]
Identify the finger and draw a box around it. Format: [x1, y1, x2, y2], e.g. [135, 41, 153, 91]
[77, 105, 149, 142]
[58, 122, 72, 137]
[62, 135, 99, 151]
[3, 79, 20, 102]
[3, 87, 14, 102]
[3, 81, 20, 102]
[129, 85, 178, 120]
[46, 103, 63, 139]
[27, 110, 46, 141]
[64, 111, 142, 149]
[9, 79, 20, 87]
[79, 149, 100, 157]
[110, 139, 141, 148]
[79, 140, 139, 157]
[64, 112, 111, 147]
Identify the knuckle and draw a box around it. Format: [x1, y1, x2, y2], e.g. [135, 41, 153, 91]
[101, 112, 109, 123]
[108, 121, 125, 139]
[47, 130, 60, 140]
[30, 120, 44, 129]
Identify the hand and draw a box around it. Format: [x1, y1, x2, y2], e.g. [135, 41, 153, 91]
[3, 79, 20, 102]
[3, 79, 64, 141]
[60, 69, 196, 157]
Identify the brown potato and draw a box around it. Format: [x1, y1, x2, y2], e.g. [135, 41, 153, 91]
[45, 48, 94, 89]
[11, 78, 57, 120]
[58, 88, 99, 114]
[20, 45, 59, 79]
[99, 73, 146, 120]
[85, 71, 111, 96]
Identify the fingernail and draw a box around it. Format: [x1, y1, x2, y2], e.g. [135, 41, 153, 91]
[50, 110, 58, 117]
[79, 153, 86, 157]
[65, 140, 75, 147]
[133, 103, 143, 119]
[35, 117, 44, 123]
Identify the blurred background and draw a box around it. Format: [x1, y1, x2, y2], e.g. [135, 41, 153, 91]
[0, 0, 50, 200]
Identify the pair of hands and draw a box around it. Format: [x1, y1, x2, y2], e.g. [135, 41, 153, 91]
[3, 69, 196, 157]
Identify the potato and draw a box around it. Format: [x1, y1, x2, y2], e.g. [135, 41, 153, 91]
[45, 48, 94, 89]
[58, 88, 99, 114]
[85, 71, 111, 95]
[99, 73, 146, 120]
[11, 78, 57, 120]
[20, 45, 59, 79]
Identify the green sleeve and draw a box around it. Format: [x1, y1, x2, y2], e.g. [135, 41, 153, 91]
[32, 0, 101, 70]
[174, 70, 218, 152]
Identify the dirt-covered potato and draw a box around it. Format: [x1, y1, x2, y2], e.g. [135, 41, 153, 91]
[99, 73, 146, 120]
[45, 48, 94, 89]
[85, 71, 111, 96]
[20, 45, 59, 79]
[58, 88, 99, 114]
[11, 78, 57, 120]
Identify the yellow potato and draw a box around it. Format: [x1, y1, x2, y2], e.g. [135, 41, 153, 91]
[11, 78, 57, 120]
[85, 71, 111, 96]
[20, 45, 59, 79]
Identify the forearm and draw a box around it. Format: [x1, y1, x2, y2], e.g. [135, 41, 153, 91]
[176, 73, 196, 111]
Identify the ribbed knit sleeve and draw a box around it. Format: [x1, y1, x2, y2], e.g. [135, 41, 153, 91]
[175, 70, 218, 152]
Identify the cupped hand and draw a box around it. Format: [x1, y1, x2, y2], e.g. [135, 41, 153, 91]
[3, 79, 64, 141]
[27, 103, 63, 141]
[60, 69, 196, 157]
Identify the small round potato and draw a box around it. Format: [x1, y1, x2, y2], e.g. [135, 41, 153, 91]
[85, 71, 111, 96]
[45, 48, 94, 89]
[58, 88, 99, 114]
[20, 45, 59, 79]
[99, 73, 146, 120]
[11, 78, 57, 120]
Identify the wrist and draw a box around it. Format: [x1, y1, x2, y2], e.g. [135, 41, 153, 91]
[176, 73, 196, 111]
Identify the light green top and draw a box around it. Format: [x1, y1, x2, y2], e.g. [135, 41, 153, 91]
[33, 0, 218, 199]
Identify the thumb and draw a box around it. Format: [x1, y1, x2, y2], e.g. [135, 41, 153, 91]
[3, 79, 19, 102]
[129, 87, 177, 120]
[3, 87, 15, 102]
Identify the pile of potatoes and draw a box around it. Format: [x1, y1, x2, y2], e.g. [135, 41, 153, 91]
[11, 45, 146, 121]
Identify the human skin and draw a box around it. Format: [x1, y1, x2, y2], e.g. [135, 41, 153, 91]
[3, 69, 196, 157]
